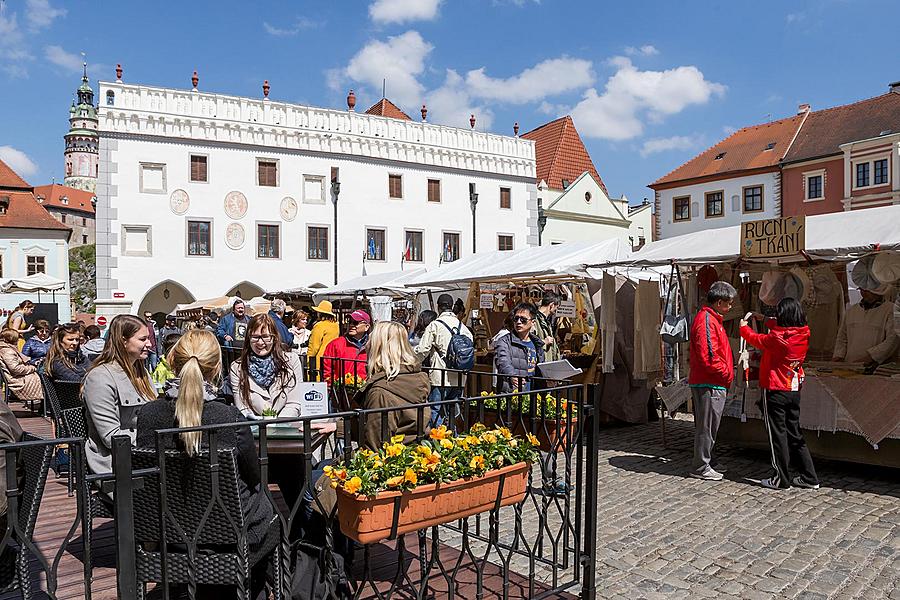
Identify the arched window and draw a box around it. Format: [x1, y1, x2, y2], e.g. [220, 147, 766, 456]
[106, 90, 115, 106]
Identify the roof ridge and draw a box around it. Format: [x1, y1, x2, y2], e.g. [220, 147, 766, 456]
[806, 91, 895, 118]
[520, 115, 569, 138]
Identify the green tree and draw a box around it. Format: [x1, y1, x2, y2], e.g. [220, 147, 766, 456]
[69, 244, 96, 313]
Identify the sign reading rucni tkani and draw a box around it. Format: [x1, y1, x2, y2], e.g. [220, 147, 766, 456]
[740, 216, 806, 258]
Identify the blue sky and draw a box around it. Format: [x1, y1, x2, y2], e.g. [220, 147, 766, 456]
[1, 0, 898, 206]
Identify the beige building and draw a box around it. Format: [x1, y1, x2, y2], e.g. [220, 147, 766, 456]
[34, 183, 96, 248]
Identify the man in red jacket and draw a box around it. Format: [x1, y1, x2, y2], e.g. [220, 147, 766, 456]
[322, 309, 370, 384]
[688, 281, 737, 480]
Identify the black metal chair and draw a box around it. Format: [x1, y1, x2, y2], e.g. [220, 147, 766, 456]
[131, 447, 283, 599]
[59, 406, 114, 519]
[0, 434, 54, 600]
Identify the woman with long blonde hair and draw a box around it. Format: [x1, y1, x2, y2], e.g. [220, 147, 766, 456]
[136, 330, 275, 569]
[82, 314, 157, 478]
[359, 321, 431, 450]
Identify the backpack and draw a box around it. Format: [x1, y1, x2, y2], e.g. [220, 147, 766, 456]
[437, 320, 475, 371]
[289, 539, 350, 600]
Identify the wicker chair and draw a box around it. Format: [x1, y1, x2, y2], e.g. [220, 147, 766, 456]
[0, 434, 53, 600]
[131, 447, 283, 599]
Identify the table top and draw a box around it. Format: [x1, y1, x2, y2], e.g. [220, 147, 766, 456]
[252, 425, 333, 455]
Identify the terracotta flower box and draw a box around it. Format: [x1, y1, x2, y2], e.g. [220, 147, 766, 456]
[464, 411, 578, 453]
[335, 461, 530, 544]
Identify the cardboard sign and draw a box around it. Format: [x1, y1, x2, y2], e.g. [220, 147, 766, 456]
[299, 382, 330, 416]
[741, 216, 805, 258]
[556, 300, 577, 318]
[479, 293, 494, 309]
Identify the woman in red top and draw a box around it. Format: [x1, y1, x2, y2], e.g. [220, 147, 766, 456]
[740, 297, 819, 490]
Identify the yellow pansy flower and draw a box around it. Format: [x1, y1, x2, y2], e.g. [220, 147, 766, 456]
[470, 455, 486, 470]
[404, 468, 418, 485]
[344, 476, 362, 494]
[499, 427, 512, 440]
[391, 434, 405, 444]
[386, 475, 404, 487]
[526, 433, 539, 446]
[440, 438, 454, 449]
[429, 425, 450, 440]
[385, 444, 404, 457]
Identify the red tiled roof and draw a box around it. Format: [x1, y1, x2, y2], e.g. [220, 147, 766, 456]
[521, 116, 609, 196]
[364, 98, 412, 121]
[33, 183, 95, 215]
[783, 92, 900, 163]
[0, 191, 71, 233]
[0, 159, 31, 190]
[650, 114, 806, 188]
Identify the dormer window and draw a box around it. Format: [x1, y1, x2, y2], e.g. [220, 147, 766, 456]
[764, 142, 775, 151]
[561, 179, 571, 189]
[714, 152, 726, 160]
[61, 196, 69, 205]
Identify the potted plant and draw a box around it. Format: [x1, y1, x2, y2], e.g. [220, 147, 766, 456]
[325, 424, 538, 544]
[466, 391, 578, 453]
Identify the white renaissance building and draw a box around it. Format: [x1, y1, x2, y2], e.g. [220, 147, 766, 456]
[94, 74, 538, 317]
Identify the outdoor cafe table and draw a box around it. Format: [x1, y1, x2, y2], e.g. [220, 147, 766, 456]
[252, 423, 333, 455]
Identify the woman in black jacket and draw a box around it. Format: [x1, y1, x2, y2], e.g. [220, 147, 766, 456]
[136, 330, 273, 548]
[44, 322, 91, 382]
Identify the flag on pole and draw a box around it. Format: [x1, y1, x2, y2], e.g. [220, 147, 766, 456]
[404, 236, 411, 262]
[368, 236, 377, 260]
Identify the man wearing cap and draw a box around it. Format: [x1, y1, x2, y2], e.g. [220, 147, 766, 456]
[322, 309, 370, 383]
[157, 315, 183, 356]
[308, 300, 340, 370]
[415, 293, 473, 425]
[268, 298, 294, 348]
[217, 299, 250, 347]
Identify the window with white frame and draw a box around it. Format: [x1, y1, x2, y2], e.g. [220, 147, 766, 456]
[26, 255, 45, 276]
[122, 225, 152, 256]
[190, 155, 208, 182]
[853, 156, 891, 189]
[803, 170, 825, 201]
[442, 232, 460, 262]
[139, 163, 166, 193]
[498, 234, 514, 251]
[257, 223, 280, 258]
[307, 226, 329, 260]
[366, 228, 386, 261]
[404, 230, 423, 262]
[187, 220, 212, 256]
[257, 159, 278, 187]
[874, 158, 889, 185]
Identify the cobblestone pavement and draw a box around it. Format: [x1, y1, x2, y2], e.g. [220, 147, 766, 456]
[593, 416, 900, 600]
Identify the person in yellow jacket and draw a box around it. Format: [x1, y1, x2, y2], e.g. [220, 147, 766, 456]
[307, 300, 340, 378]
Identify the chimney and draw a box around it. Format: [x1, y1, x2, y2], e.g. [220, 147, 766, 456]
[797, 103, 811, 114]
[890, 81, 900, 94]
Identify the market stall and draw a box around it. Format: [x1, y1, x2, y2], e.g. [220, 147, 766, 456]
[175, 295, 272, 321]
[589, 205, 900, 465]
[311, 268, 436, 323]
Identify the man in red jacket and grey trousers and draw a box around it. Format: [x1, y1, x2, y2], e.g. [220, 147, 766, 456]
[688, 281, 737, 480]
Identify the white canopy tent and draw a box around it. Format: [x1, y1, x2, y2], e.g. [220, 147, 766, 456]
[407, 238, 634, 288]
[175, 295, 271, 316]
[0, 273, 66, 293]
[590, 204, 900, 269]
[312, 268, 432, 301]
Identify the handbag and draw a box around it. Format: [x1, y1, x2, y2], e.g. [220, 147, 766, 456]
[660, 264, 690, 344]
[289, 539, 350, 600]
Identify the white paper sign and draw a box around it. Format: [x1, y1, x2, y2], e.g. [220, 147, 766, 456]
[480, 293, 494, 309]
[299, 382, 330, 416]
[556, 300, 577, 318]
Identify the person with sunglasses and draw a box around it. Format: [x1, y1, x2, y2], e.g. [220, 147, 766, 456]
[321, 309, 370, 386]
[494, 302, 545, 393]
[21, 319, 52, 363]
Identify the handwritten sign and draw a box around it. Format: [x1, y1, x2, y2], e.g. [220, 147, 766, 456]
[479, 293, 494, 309]
[741, 216, 805, 259]
[556, 300, 577, 318]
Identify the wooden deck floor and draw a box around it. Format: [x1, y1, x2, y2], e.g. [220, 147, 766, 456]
[11, 408, 577, 599]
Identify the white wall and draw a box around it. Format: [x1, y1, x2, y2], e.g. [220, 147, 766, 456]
[0, 230, 71, 322]
[655, 171, 780, 239]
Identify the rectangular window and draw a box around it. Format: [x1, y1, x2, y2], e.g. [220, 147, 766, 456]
[498, 234, 514, 251]
[427, 179, 441, 203]
[139, 163, 166, 193]
[443, 232, 460, 262]
[705, 191, 723, 217]
[388, 174, 403, 199]
[122, 225, 152, 256]
[366, 228, 386, 261]
[81, 217, 87, 227]
[82, 234, 88, 244]
[500, 187, 512, 209]
[257, 160, 277, 187]
[26, 256, 46, 276]
[187, 220, 211, 256]
[257, 224, 280, 258]
[743, 186, 763, 212]
[190, 155, 208, 182]
[807, 175, 823, 200]
[673, 196, 691, 222]
[404, 230, 423, 262]
[856, 162, 870, 188]
[303, 175, 325, 204]
[307, 226, 329, 260]
[61, 213, 67, 223]
[874, 158, 889, 185]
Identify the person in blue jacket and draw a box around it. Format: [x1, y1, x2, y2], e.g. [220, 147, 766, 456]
[268, 298, 294, 349]
[216, 299, 251, 347]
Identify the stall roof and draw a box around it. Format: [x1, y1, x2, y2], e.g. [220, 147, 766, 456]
[313, 269, 431, 300]
[0, 273, 66, 293]
[590, 204, 900, 268]
[408, 239, 633, 287]
[176, 295, 271, 315]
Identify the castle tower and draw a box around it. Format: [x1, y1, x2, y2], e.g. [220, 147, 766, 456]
[63, 63, 99, 193]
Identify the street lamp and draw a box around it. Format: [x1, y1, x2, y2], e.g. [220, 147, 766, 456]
[469, 182, 478, 253]
[331, 167, 340, 285]
[537, 198, 547, 245]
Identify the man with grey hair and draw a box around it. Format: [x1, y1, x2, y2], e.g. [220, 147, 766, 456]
[268, 298, 294, 348]
[688, 280, 737, 481]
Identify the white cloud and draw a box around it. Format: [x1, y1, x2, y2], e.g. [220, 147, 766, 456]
[625, 45, 659, 57]
[44, 45, 107, 77]
[786, 12, 805, 24]
[335, 30, 433, 107]
[723, 125, 737, 135]
[640, 135, 701, 157]
[263, 17, 320, 36]
[369, 0, 442, 24]
[0, 146, 38, 177]
[25, 0, 66, 30]
[570, 57, 726, 140]
[464, 57, 593, 104]
[0, 9, 32, 78]
[425, 69, 494, 130]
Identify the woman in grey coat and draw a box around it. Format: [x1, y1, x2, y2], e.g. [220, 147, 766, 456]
[82, 315, 157, 478]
